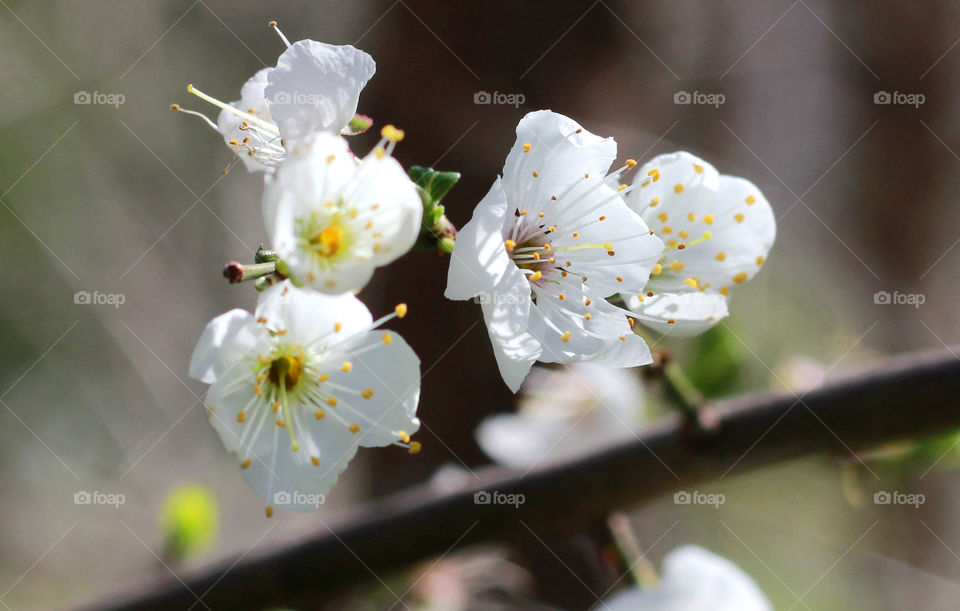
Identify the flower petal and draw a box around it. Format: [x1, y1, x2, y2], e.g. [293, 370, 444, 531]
[265, 40, 375, 141]
[242, 423, 360, 512]
[445, 178, 513, 300]
[480, 267, 542, 392]
[188, 309, 266, 384]
[627, 291, 730, 336]
[346, 152, 422, 266]
[216, 68, 276, 172]
[323, 330, 421, 448]
[597, 545, 773, 611]
[503, 110, 617, 207]
[254, 281, 373, 346]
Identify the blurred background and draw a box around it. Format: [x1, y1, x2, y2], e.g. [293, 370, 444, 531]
[2, 0, 960, 609]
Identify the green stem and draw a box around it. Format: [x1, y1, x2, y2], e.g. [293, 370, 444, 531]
[661, 360, 703, 419]
[608, 513, 659, 589]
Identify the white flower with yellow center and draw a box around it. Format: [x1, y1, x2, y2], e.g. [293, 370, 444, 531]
[624, 152, 776, 335]
[476, 363, 646, 469]
[596, 545, 772, 611]
[188, 281, 421, 514]
[264, 128, 422, 294]
[445, 110, 664, 391]
[173, 23, 375, 171]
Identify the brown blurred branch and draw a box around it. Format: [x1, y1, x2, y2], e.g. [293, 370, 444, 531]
[85, 346, 960, 611]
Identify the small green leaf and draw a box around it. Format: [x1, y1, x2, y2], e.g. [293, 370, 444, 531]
[344, 114, 373, 135]
[683, 325, 748, 398]
[409, 166, 460, 207]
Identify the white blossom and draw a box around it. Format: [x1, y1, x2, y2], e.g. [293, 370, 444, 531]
[446, 110, 664, 391]
[189, 281, 421, 514]
[264, 128, 422, 294]
[597, 545, 772, 611]
[624, 152, 776, 335]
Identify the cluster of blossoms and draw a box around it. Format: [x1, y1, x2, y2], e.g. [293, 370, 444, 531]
[179, 25, 424, 515]
[178, 24, 775, 521]
[447, 110, 775, 390]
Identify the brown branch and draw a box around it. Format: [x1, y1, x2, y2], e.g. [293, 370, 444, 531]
[85, 346, 960, 611]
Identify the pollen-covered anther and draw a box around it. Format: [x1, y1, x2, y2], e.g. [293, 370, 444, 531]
[733, 271, 748, 284]
[380, 124, 405, 142]
[626, 158, 637, 168]
[311, 456, 320, 466]
[523, 143, 532, 152]
[408, 441, 422, 454]
[361, 388, 374, 399]
[398, 430, 411, 443]
[241, 458, 251, 469]
[237, 412, 246, 423]
[395, 303, 408, 318]
[505, 239, 516, 250]
[327, 396, 338, 406]
[561, 331, 572, 343]
[348, 424, 360, 433]
[266, 506, 274, 518]
[314, 410, 325, 419]
[529, 271, 543, 282]
[341, 362, 353, 372]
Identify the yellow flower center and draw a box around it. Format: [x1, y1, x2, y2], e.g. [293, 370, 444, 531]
[311, 225, 343, 257]
[268, 355, 303, 390]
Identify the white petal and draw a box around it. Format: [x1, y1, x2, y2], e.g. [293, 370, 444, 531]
[216, 68, 276, 172]
[254, 281, 373, 346]
[502, 110, 617, 207]
[480, 268, 542, 392]
[627, 291, 729, 336]
[548, 187, 664, 296]
[445, 178, 513, 300]
[242, 422, 359, 512]
[265, 40, 375, 141]
[346, 152, 422, 266]
[189, 309, 266, 384]
[629, 151, 721, 228]
[325, 330, 421, 448]
[596, 545, 772, 611]
[475, 413, 575, 469]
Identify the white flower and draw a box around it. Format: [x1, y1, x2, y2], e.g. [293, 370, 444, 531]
[445, 110, 665, 392]
[596, 545, 772, 611]
[264, 128, 422, 294]
[624, 152, 776, 335]
[188, 281, 421, 514]
[476, 363, 646, 469]
[174, 24, 375, 171]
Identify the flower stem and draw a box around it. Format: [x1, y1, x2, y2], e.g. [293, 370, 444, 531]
[608, 513, 658, 589]
[413, 214, 458, 253]
[661, 360, 704, 419]
[223, 261, 277, 284]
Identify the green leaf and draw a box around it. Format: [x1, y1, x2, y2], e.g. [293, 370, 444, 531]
[682, 325, 748, 398]
[344, 114, 373, 135]
[409, 166, 460, 208]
